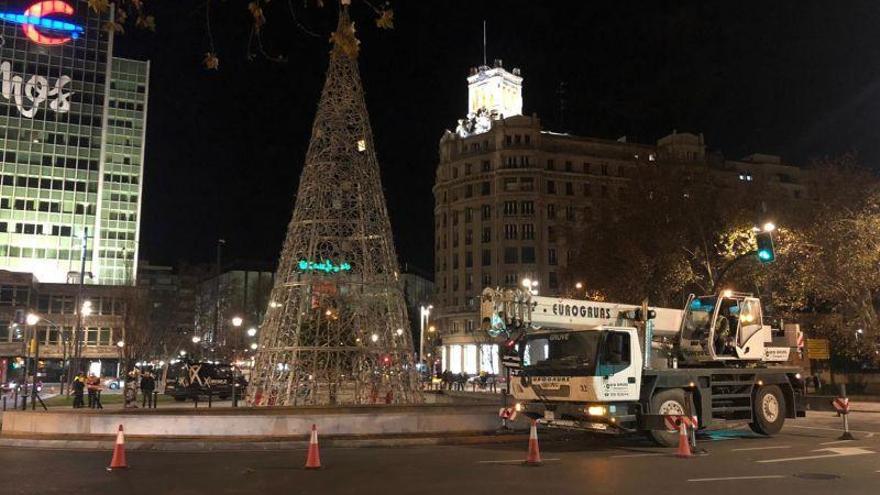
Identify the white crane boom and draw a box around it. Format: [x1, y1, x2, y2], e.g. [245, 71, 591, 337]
[528, 295, 683, 335]
[480, 288, 683, 336]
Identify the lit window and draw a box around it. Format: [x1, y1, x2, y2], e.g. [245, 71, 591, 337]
[357, 139, 366, 152]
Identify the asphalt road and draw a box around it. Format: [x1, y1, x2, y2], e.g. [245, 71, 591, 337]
[3, 411, 880, 495]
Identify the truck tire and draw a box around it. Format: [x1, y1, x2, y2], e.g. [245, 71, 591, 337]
[648, 388, 689, 447]
[749, 385, 785, 435]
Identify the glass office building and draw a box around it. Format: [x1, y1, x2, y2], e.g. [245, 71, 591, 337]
[0, 0, 148, 285]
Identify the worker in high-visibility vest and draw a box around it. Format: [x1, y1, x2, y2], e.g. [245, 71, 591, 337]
[72, 373, 85, 408]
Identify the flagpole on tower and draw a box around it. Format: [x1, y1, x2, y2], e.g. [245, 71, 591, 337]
[482, 20, 487, 66]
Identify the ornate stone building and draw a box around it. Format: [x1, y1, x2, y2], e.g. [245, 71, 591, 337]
[432, 60, 809, 376]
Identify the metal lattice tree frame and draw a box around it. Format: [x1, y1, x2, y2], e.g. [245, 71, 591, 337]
[247, 5, 421, 406]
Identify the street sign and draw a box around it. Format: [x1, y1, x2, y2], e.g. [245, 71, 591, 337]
[833, 397, 850, 414]
[498, 407, 518, 421]
[663, 415, 698, 432]
[806, 338, 830, 360]
[501, 355, 522, 369]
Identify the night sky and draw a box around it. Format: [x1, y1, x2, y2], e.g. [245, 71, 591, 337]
[114, 1, 880, 272]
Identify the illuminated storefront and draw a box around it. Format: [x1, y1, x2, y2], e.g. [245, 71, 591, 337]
[0, 0, 148, 285]
[440, 343, 499, 375]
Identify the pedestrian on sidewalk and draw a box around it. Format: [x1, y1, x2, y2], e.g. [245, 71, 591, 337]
[72, 373, 85, 408]
[141, 371, 156, 408]
[87, 374, 103, 409]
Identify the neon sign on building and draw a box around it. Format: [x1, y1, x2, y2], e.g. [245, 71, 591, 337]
[0, 1, 84, 45]
[0, 2, 81, 117]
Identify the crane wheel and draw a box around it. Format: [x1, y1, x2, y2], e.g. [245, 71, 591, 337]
[749, 385, 785, 435]
[648, 388, 689, 447]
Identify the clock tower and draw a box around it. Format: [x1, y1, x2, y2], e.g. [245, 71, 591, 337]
[467, 59, 523, 119]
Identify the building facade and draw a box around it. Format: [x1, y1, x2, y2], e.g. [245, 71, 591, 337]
[399, 262, 435, 359]
[0, 269, 129, 385]
[432, 61, 810, 376]
[0, 0, 148, 285]
[194, 264, 274, 359]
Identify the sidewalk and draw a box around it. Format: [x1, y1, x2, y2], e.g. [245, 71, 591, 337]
[850, 401, 880, 413]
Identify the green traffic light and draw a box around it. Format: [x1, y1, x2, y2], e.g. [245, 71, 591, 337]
[756, 231, 775, 263]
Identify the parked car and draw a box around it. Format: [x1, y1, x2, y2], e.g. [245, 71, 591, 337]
[103, 377, 124, 390]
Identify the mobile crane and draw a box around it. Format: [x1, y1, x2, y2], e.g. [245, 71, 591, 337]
[481, 288, 806, 446]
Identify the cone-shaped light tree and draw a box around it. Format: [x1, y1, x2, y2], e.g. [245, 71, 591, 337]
[247, 3, 421, 406]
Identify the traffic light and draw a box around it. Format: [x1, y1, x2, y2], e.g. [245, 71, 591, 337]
[503, 331, 525, 352]
[756, 231, 775, 263]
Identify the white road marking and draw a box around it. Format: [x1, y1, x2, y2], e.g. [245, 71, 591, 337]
[820, 440, 856, 445]
[477, 458, 561, 464]
[758, 446, 875, 463]
[688, 475, 785, 482]
[790, 425, 879, 435]
[610, 453, 664, 458]
[731, 446, 791, 452]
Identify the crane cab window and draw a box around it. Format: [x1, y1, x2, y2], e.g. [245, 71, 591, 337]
[737, 298, 763, 346]
[522, 331, 600, 375]
[714, 298, 742, 356]
[598, 331, 631, 375]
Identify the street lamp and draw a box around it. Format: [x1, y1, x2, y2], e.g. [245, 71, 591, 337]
[247, 327, 257, 337]
[521, 278, 539, 295]
[249, 343, 258, 350]
[231, 316, 243, 327]
[762, 222, 776, 233]
[116, 340, 125, 348]
[25, 313, 39, 326]
[575, 282, 584, 290]
[192, 336, 202, 344]
[418, 305, 432, 363]
[23, 313, 43, 409]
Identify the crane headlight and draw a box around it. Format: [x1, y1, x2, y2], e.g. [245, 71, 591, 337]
[586, 405, 607, 417]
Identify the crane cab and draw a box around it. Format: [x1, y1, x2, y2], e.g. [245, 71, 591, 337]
[677, 292, 786, 364]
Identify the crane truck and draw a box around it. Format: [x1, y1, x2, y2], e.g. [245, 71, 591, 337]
[482, 288, 806, 446]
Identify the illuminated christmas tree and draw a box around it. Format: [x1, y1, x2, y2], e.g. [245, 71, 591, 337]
[247, 3, 420, 406]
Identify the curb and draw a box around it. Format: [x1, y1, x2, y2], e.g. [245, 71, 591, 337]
[0, 432, 529, 451]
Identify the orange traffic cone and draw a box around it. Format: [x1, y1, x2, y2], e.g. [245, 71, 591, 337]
[107, 425, 128, 471]
[305, 424, 322, 469]
[675, 420, 692, 458]
[523, 420, 542, 466]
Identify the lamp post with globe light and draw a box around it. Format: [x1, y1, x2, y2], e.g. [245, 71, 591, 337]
[418, 305, 433, 364]
[25, 313, 68, 396]
[522, 277, 539, 296]
[229, 316, 248, 407]
[69, 298, 93, 394]
[116, 339, 125, 377]
[23, 313, 48, 410]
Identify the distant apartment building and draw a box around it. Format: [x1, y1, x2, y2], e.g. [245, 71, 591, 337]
[432, 59, 810, 376]
[194, 263, 274, 359]
[0, 270, 129, 384]
[399, 262, 434, 357]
